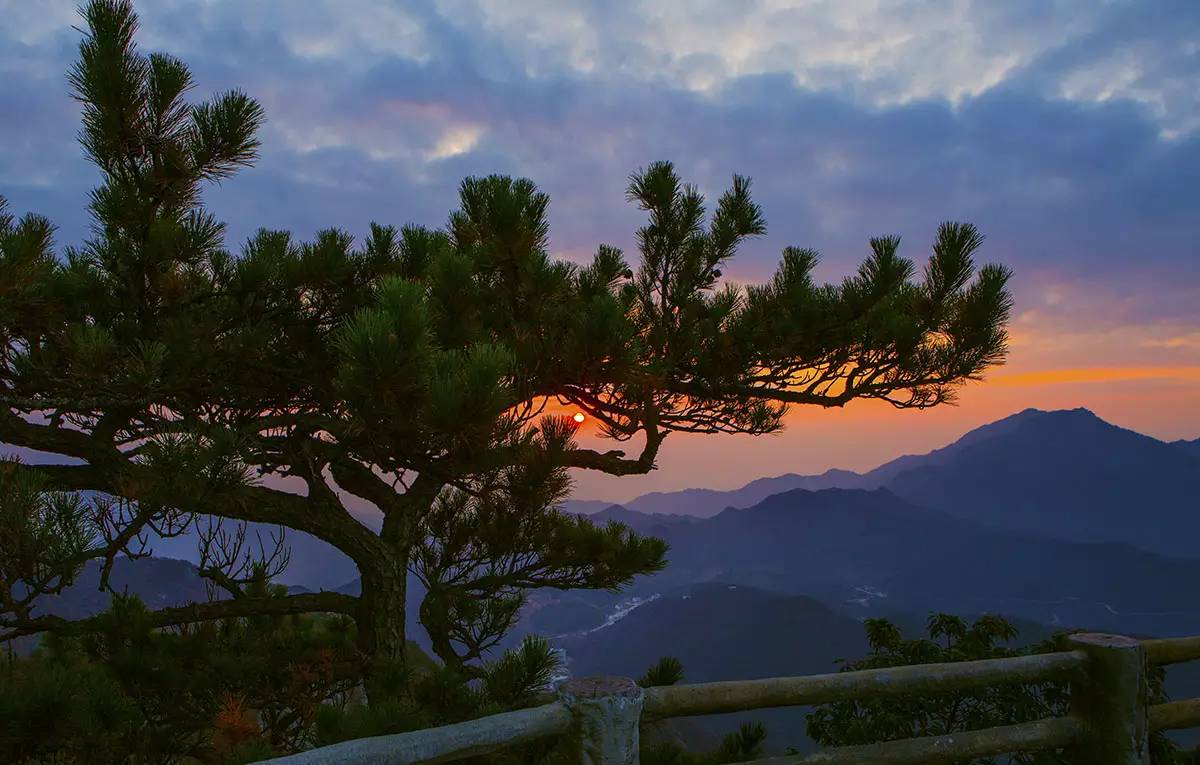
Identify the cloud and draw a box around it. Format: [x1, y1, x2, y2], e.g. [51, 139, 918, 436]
[1144, 333, 1200, 350]
[1, 0, 1198, 408]
[426, 125, 484, 161]
[428, 0, 1200, 135]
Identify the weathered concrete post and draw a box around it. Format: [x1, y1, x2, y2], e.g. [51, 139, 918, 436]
[560, 676, 644, 765]
[1066, 633, 1150, 765]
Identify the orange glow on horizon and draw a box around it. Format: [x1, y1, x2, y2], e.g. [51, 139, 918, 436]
[989, 366, 1200, 387]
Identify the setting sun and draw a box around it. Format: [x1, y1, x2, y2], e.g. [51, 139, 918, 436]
[572, 412, 586, 424]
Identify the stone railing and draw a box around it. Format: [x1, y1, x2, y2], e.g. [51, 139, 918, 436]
[259, 632, 1200, 765]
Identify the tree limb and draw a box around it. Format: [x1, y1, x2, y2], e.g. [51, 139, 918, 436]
[1, 590, 359, 641]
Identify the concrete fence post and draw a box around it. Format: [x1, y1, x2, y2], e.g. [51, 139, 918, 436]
[560, 676, 644, 765]
[1066, 633, 1151, 765]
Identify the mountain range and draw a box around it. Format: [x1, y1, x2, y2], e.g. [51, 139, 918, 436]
[567, 407, 1200, 559]
[582, 484, 1200, 637]
[8, 556, 211, 655]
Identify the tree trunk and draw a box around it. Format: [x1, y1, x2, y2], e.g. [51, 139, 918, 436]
[357, 559, 409, 705]
[355, 482, 434, 705]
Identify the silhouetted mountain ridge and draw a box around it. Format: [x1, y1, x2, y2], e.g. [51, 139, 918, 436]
[882, 407, 1200, 556]
[568, 408, 1200, 559]
[600, 483, 1200, 637]
[606, 469, 871, 518]
[29, 556, 209, 622]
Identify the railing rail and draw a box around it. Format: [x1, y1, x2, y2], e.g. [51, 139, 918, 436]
[748, 717, 1086, 765]
[1150, 699, 1200, 732]
[642, 650, 1086, 719]
[1144, 635, 1200, 666]
[257, 631, 1200, 765]
[261, 702, 573, 765]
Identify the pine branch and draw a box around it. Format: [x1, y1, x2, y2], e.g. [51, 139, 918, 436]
[0, 590, 358, 641]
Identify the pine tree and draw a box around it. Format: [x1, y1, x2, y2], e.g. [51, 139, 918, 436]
[0, 0, 1013, 700]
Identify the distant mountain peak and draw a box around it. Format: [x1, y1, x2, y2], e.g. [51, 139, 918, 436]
[564, 406, 1190, 529]
[881, 406, 1117, 467]
[1011, 406, 1100, 421]
[728, 486, 912, 519]
[877, 405, 1200, 557]
[963, 406, 1104, 437]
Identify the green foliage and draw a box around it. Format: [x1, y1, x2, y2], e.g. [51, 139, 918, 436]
[639, 656, 685, 688]
[806, 614, 1182, 764]
[311, 636, 572, 765]
[0, 465, 98, 592]
[642, 719, 772, 765]
[0, 595, 365, 764]
[642, 721, 769, 765]
[3, 639, 792, 765]
[0, 584, 546, 764]
[713, 721, 768, 762]
[637, 657, 772, 765]
[481, 636, 559, 709]
[0, 647, 136, 764]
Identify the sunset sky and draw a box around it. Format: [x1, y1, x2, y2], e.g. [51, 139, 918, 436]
[2, 1, 1197, 501]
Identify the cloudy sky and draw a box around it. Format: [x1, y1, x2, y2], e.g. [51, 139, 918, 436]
[2, 0, 1198, 499]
